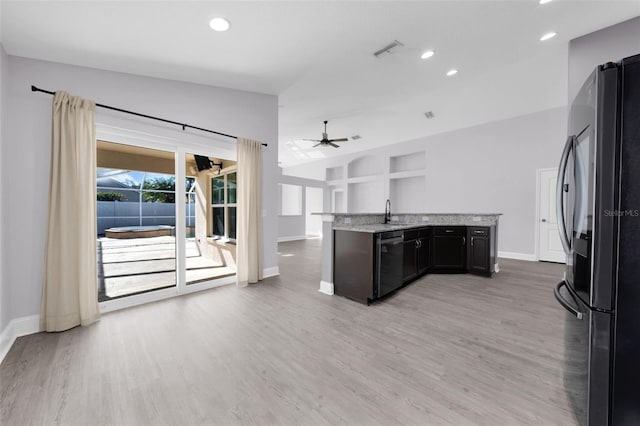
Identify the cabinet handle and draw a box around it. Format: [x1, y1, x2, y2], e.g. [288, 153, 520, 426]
[471, 237, 474, 247]
[445, 229, 454, 233]
[474, 230, 483, 234]
[462, 237, 466, 245]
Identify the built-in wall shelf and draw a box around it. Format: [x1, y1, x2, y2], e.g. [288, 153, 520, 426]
[325, 150, 431, 215]
[390, 151, 426, 174]
[347, 155, 383, 179]
[326, 166, 344, 181]
[348, 181, 385, 213]
[390, 175, 427, 213]
[388, 169, 427, 180]
[345, 175, 384, 185]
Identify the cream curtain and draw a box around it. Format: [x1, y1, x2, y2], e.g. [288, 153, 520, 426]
[40, 91, 100, 332]
[236, 138, 263, 287]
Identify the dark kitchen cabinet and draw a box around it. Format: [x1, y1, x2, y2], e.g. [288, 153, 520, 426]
[467, 226, 496, 276]
[431, 227, 467, 272]
[403, 227, 432, 283]
[333, 230, 375, 303]
[333, 224, 497, 305]
[402, 229, 419, 283]
[417, 227, 432, 275]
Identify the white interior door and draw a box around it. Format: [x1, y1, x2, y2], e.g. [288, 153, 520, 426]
[538, 168, 566, 263]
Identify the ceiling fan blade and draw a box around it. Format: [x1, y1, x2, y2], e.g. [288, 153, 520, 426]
[313, 143, 322, 147]
[301, 139, 321, 142]
[329, 138, 348, 142]
[328, 142, 340, 148]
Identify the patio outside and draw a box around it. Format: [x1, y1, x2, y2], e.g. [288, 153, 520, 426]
[97, 236, 235, 301]
[96, 141, 237, 302]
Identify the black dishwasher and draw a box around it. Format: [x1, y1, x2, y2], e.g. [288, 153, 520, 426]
[375, 231, 404, 298]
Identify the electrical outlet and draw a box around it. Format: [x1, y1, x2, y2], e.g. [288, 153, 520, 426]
[422, 216, 430, 221]
[345, 217, 351, 224]
[472, 216, 481, 222]
[391, 216, 399, 222]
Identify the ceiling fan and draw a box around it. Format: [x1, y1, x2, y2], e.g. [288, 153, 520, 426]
[302, 120, 349, 148]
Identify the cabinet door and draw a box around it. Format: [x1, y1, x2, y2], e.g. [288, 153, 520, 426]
[417, 236, 431, 275]
[432, 235, 466, 271]
[468, 236, 490, 275]
[333, 230, 374, 303]
[403, 239, 418, 282]
[467, 227, 492, 276]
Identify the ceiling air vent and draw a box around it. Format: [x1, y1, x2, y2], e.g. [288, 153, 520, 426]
[423, 111, 435, 119]
[351, 135, 362, 140]
[373, 40, 404, 58]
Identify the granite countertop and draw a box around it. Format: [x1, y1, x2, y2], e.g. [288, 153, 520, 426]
[328, 212, 501, 233]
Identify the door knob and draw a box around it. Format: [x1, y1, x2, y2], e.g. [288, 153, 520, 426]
[541, 219, 547, 222]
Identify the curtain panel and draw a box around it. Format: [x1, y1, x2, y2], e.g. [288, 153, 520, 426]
[236, 138, 263, 287]
[40, 91, 100, 332]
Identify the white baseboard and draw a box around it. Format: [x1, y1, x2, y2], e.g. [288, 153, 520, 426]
[263, 266, 280, 278]
[1, 314, 40, 365]
[277, 235, 308, 242]
[318, 280, 334, 296]
[498, 251, 537, 262]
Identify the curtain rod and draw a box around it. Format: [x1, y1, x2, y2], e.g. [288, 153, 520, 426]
[31, 85, 267, 147]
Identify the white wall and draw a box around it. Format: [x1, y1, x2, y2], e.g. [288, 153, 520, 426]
[0, 44, 8, 333]
[284, 107, 567, 257]
[568, 17, 640, 103]
[305, 187, 323, 236]
[277, 168, 326, 240]
[1, 55, 278, 324]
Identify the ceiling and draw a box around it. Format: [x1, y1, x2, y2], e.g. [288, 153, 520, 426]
[2, 1, 639, 168]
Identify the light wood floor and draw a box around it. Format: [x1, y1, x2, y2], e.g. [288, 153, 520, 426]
[1, 239, 575, 426]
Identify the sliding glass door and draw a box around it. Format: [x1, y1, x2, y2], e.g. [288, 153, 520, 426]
[185, 152, 237, 285]
[96, 141, 177, 301]
[95, 139, 238, 304]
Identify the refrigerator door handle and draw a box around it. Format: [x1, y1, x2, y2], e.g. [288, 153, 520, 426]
[554, 281, 584, 320]
[556, 135, 575, 255]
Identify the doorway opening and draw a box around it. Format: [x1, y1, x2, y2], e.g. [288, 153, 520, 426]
[96, 140, 237, 303]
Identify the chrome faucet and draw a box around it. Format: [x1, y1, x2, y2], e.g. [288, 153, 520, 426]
[384, 199, 391, 224]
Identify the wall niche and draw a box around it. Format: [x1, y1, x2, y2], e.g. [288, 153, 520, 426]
[326, 166, 344, 181]
[347, 155, 383, 179]
[390, 151, 426, 174]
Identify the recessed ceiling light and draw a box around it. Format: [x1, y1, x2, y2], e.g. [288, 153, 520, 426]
[540, 31, 557, 41]
[539, 0, 553, 4]
[446, 69, 458, 76]
[209, 17, 230, 32]
[421, 50, 435, 60]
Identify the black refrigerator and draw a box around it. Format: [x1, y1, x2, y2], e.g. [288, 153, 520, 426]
[554, 53, 640, 426]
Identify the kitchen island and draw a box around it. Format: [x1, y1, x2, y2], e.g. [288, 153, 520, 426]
[314, 213, 501, 303]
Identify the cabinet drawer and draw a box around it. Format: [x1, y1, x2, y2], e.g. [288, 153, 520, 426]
[404, 229, 419, 240]
[468, 227, 489, 236]
[433, 226, 466, 236]
[419, 227, 432, 237]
